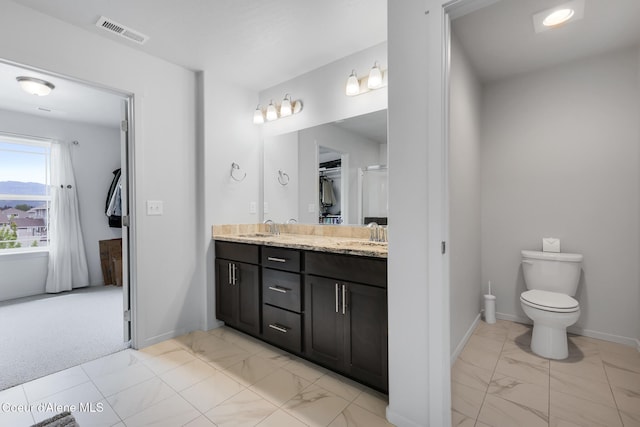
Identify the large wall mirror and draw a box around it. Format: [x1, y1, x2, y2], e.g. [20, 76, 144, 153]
[263, 109, 388, 225]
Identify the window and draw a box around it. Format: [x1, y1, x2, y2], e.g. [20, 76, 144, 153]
[0, 134, 51, 252]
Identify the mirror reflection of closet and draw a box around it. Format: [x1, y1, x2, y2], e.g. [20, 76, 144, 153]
[318, 146, 346, 224]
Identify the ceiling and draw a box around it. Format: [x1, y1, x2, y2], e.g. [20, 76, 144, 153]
[334, 109, 387, 145]
[452, 0, 640, 83]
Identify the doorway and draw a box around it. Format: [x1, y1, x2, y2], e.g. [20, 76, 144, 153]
[0, 58, 135, 389]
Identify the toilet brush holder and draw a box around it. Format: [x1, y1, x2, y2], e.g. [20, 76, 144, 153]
[484, 294, 496, 324]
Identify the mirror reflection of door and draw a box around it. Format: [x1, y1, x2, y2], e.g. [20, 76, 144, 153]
[318, 146, 345, 224]
[359, 165, 388, 225]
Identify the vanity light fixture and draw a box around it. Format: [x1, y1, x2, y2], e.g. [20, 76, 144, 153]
[533, 0, 584, 33]
[252, 95, 303, 124]
[16, 76, 55, 96]
[345, 62, 387, 97]
[253, 104, 265, 124]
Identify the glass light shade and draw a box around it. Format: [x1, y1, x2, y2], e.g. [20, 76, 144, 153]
[543, 8, 574, 27]
[345, 71, 360, 96]
[280, 95, 292, 117]
[17, 77, 55, 96]
[266, 101, 278, 121]
[367, 63, 383, 89]
[253, 105, 264, 124]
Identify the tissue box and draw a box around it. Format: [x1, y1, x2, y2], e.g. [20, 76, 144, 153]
[542, 238, 560, 253]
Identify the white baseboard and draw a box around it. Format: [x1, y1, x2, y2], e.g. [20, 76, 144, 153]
[386, 406, 424, 427]
[451, 313, 481, 364]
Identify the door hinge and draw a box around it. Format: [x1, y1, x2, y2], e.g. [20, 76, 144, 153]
[441, 241, 446, 255]
[123, 310, 131, 322]
[122, 215, 130, 227]
[121, 120, 128, 132]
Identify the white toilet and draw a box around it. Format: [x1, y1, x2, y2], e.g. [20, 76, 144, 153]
[520, 250, 583, 360]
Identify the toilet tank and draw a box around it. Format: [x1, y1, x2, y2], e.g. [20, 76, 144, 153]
[521, 250, 583, 296]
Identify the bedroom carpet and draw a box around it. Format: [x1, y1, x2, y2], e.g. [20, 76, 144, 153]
[0, 286, 128, 391]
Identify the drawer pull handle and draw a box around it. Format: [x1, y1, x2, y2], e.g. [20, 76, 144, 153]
[268, 324, 289, 333]
[267, 257, 287, 263]
[268, 286, 289, 293]
[335, 283, 339, 313]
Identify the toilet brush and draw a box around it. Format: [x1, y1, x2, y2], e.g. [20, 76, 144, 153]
[484, 281, 496, 324]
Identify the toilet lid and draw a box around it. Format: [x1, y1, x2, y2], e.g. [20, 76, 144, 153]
[521, 290, 579, 313]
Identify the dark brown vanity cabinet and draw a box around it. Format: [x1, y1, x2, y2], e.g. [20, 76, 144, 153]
[261, 247, 303, 353]
[304, 252, 388, 391]
[215, 241, 260, 336]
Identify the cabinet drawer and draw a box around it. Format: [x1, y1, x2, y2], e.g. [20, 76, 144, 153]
[262, 305, 302, 353]
[263, 269, 302, 313]
[305, 252, 387, 288]
[215, 241, 259, 264]
[262, 247, 301, 272]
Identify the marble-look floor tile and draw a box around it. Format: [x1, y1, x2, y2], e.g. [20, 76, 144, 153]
[549, 389, 622, 427]
[172, 330, 216, 353]
[451, 359, 493, 392]
[204, 388, 277, 426]
[352, 388, 388, 418]
[87, 360, 156, 397]
[0, 385, 34, 426]
[282, 384, 350, 427]
[180, 370, 244, 413]
[474, 320, 510, 344]
[224, 354, 281, 387]
[256, 409, 308, 427]
[605, 366, 640, 419]
[31, 381, 104, 423]
[184, 415, 217, 427]
[494, 354, 549, 387]
[458, 335, 503, 372]
[22, 365, 89, 403]
[451, 380, 485, 419]
[488, 373, 548, 415]
[250, 368, 312, 406]
[142, 348, 197, 375]
[451, 409, 476, 427]
[256, 346, 297, 367]
[135, 338, 187, 361]
[507, 322, 532, 340]
[81, 349, 143, 379]
[123, 394, 200, 427]
[477, 394, 548, 427]
[314, 373, 364, 402]
[106, 377, 176, 419]
[619, 410, 640, 427]
[600, 350, 640, 375]
[282, 357, 329, 383]
[550, 355, 608, 384]
[71, 399, 121, 427]
[210, 327, 267, 354]
[550, 368, 616, 407]
[329, 402, 394, 427]
[160, 358, 218, 391]
[190, 335, 253, 370]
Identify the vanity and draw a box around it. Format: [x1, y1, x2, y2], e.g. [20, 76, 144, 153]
[213, 224, 388, 392]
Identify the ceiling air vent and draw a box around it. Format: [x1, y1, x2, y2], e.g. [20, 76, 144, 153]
[95, 16, 149, 45]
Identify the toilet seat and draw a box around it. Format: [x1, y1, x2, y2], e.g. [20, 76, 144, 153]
[520, 290, 579, 313]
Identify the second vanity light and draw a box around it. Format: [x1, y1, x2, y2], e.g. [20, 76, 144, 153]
[253, 94, 303, 124]
[345, 62, 387, 96]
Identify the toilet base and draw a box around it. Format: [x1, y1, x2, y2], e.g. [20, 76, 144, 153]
[530, 323, 568, 360]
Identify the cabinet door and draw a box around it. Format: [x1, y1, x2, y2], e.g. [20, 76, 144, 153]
[344, 282, 388, 391]
[235, 261, 260, 335]
[215, 259, 235, 325]
[304, 275, 344, 371]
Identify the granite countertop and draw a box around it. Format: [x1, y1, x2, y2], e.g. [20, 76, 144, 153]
[212, 224, 387, 259]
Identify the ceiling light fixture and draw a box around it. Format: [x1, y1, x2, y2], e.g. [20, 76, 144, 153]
[533, 0, 584, 33]
[345, 62, 387, 97]
[16, 76, 55, 96]
[253, 95, 303, 125]
[543, 8, 575, 27]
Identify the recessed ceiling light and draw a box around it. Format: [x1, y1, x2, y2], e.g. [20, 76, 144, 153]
[533, 0, 584, 33]
[543, 8, 575, 27]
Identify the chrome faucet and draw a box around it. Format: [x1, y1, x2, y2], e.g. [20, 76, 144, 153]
[367, 222, 379, 242]
[263, 219, 280, 235]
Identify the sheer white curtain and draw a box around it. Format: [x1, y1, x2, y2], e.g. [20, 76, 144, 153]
[45, 141, 89, 293]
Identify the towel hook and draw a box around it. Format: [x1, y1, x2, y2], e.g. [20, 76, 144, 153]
[277, 169, 290, 186]
[230, 162, 246, 182]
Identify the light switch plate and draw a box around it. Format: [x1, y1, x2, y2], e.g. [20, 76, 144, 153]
[147, 200, 163, 216]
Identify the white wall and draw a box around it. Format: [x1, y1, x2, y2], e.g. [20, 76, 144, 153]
[449, 34, 482, 355]
[0, 2, 201, 348]
[298, 124, 381, 224]
[481, 46, 640, 345]
[0, 109, 121, 298]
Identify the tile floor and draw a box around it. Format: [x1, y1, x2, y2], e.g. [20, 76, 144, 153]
[452, 320, 640, 427]
[0, 326, 392, 427]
